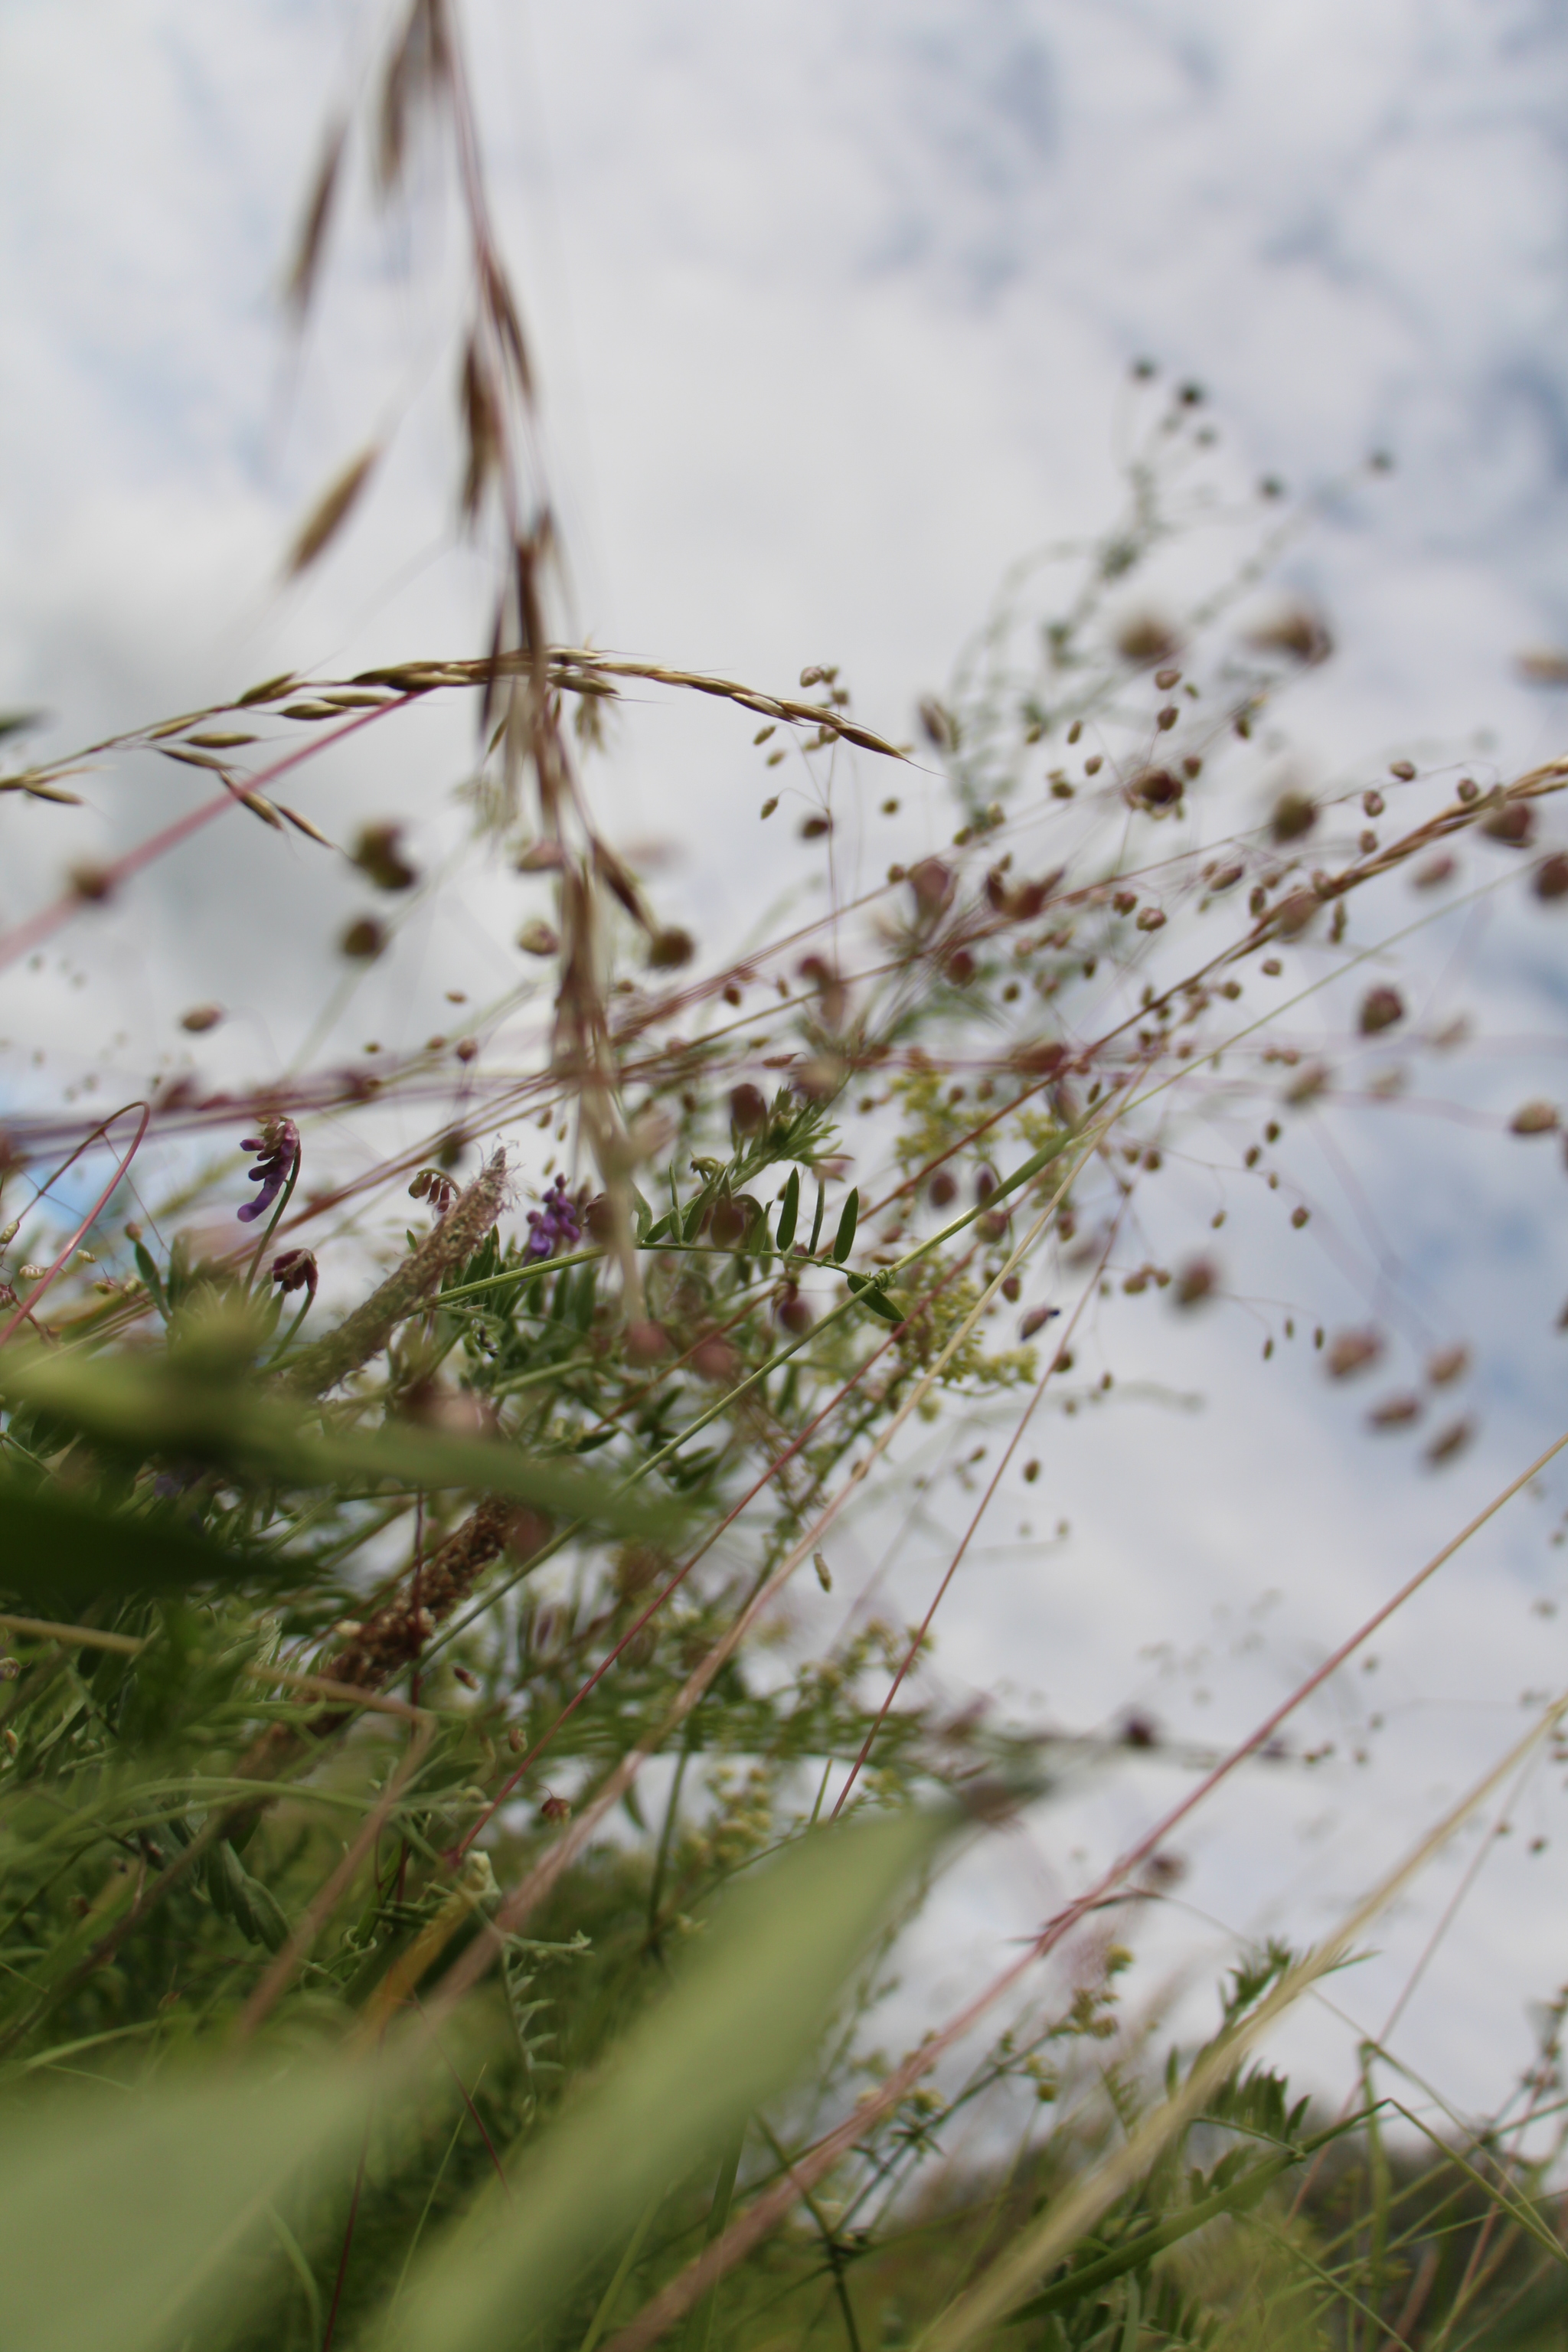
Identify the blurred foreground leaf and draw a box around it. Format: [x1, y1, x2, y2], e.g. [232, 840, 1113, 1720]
[386, 1805, 952, 2352]
[0, 1344, 681, 1539]
[0, 1481, 269, 1609]
[0, 2057, 400, 2352]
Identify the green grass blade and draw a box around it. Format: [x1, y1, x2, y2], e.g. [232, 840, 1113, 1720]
[384, 1805, 950, 2352]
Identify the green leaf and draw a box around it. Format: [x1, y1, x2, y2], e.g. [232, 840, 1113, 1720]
[831, 1187, 859, 1263]
[385, 1805, 952, 2352]
[844, 1269, 907, 1325]
[775, 1168, 800, 1253]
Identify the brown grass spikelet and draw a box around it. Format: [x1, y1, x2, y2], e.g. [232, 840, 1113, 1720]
[1368, 1393, 1422, 1429]
[1326, 1328, 1383, 1379]
[286, 445, 380, 576]
[283, 113, 348, 315]
[1509, 1100, 1559, 1135]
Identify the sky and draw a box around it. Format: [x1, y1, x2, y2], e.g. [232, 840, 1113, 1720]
[8, 0, 1568, 2129]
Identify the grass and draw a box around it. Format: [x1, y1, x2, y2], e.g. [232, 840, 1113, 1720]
[2, 4, 1568, 2346]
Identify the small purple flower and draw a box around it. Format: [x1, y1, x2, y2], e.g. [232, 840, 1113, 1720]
[524, 1174, 583, 1261]
[237, 1117, 299, 1224]
[270, 1246, 318, 1304]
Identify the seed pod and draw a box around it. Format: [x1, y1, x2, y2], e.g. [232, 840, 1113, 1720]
[340, 916, 385, 960]
[1020, 1305, 1060, 1340]
[1389, 759, 1417, 781]
[1426, 1417, 1474, 1467]
[1128, 766, 1182, 812]
[1534, 853, 1568, 901]
[1173, 1259, 1217, 1308]
[729, 1082, 766, 1132]
[929, 1168, 957, 1209]
[516, 920, 559, 956]
[691, 1335, 740, 1383]
[1368, 1393, 1422, 1430]
[1511, 1100, 1559, 1135]
[1481, 801, 1533, 847]
[813, 1551, 832, 1592]
[1326, 1328, 1383, 1379]
[906, 859, 955, 917]
[1271, 790, 1317, 842]
[710, 1195, 747, 1250]
[1359, 985, 1404, 1034]
[624, 1320, 670, 1365]
[648, 927, 695, 969]
[777, 1285, 812, 1334]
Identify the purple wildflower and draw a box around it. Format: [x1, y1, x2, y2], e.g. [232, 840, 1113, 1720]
[270, 1246, 318, 1304]
[524, 1174, 582, 1261]
[237, 1117, 299, 1223]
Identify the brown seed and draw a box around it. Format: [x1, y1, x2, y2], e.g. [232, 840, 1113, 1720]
[1427, 1344, 1469, 1386]
[907, 858, 955, 916]
[1326, 1328, 1383, 1380]
[1173, 1258, 1217, 1308]
[691, 1335, 740, 1383]
[1368, 1393, 1422, 1429]
[340, 916, 385, 960]
[1481, 801, 1533, 847]
[1534, 853, 1568, 902]
[351, 821, 418, 891]
[1022, 1459, 1040, 1482]
[1116, 612, 1182, 667]
[1389, 759, 1417, 781]
[1359, 985, 1404, 1035]
[1021, 1305, 1059, 1340]
[729, 1082, 766, 1132]
[1272, 790, 1317, 843]
[1426, 1417, 1475, 1467]
[1510, 1100, 1559, 1135]
[648, 927, 695, 969]
[180, 1004, 223, 1034]
[710, 1196, 748, 1249]
[624, 1319, 670, 1365]
[1274, 890, 1317, 936]
[1414, 852, 1456, 889]
[929, 1168, 958, 1209]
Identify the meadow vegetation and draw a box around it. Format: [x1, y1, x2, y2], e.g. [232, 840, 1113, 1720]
[5, 6, 1568, 2346]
